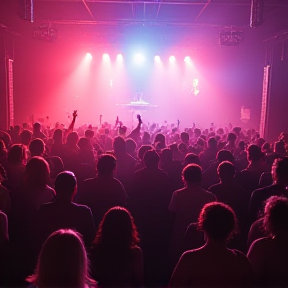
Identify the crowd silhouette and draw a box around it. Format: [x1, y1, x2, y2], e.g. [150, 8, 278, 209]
[0, 112, 288, 287]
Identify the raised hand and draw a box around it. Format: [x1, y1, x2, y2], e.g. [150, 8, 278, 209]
[73, 110, 78, 118]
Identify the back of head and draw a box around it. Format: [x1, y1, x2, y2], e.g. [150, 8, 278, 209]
[138, 145, 152, 160]
[28, 229, 89, 288]
[8, 144, 26, 164]
[66, 132, 79, 147]
[78, 137, 91, 150]
[113, 136, 126, 154]
[84, 129, 94, 139]
[217, 161, 235, 181]
[55, 171, 77, 199]
[180, 132, 189, 143]
[208, 137, 217, 149]
[125, 138, 137, 155]
[247, 144, 262, 162]
[264, 196, 288, 237]
[216, 149, 234, 164]
[95, 206, 139, 250]
[20, 129, 32, 146]
[227, 132, 237, 142]
[29, 138, 45, 156]
[198, 202, 237, 241]
[53, 129, 63, 143]
[184, 153, 200, 166]
[182, 164, 202, 185]
[33, 122, 41, 132]
[154, 133, 166, 145]
[275, 157, 288, 183]
[24, 156, 50, 188]
[97, 154, 116, 175]
[144, 150, 160, 168]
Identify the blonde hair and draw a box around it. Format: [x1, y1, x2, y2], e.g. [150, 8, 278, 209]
[27, 229, 94, 288]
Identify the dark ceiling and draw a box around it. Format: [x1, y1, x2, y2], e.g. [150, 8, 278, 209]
[31, 0, 288, 27]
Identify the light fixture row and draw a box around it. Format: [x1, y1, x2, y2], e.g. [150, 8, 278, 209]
[86, 53, 192, 63]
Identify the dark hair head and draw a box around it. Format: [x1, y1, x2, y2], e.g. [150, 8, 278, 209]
[217, 161, 235, 181]
[227, 132, 237, 142]
[55, 171, 77, 198]
[97, 154, 116, 175]
[113, 136, 126, 154]
[180, 132, 189, 142]
[33, 122, 41, 131]
[197, 137, 205, 148]
[125, 138, 137, 155]
[208, 137, 217, 149]
[178, 143, 187, 153]
[160, 148, 173, 163]
[247, 144, 262, 162]
[198, 202, 238, 241]
[216, 149, 234, 164]
[66, 132, 79, 147]
[138, 145, 152, 160]
[29, 138, 45, 156]
[275, 157, 288, 182]
[264, 196, 288, 237]
[154, 133, 166, 145]
[7, 144, 26, 164]
[53, 129, 63, 143]
[182, 164, 202, 184]
[184, 153, 200, 166]
[78, 137, 91, 150]
[20, 129, 33, 146]
[94, 206, 139, 249]
[24, 156, 50, 188]
[144, 150, 160, 168]
[84, 129, 94, 139]
[27, 229, 92, 288]
[142, 132, 151, 143]
[194, 128, 201, 138]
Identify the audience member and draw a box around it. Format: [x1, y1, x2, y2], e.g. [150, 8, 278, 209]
[34, 171, 95, 249]
[249, 157, 288, 223]
[90, 206, 143, 287]
[27, 229, 96, 288]
[170, 202, 252, 287]
[169, 164, 216, 264]
[247, 196, 288, 287]
[78, 154, 128, 228]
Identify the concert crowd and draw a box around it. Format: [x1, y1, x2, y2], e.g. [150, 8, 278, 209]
[0, 111, 288, 288]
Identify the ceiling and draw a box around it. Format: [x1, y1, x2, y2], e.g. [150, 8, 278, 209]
[30, 0, 288, 27]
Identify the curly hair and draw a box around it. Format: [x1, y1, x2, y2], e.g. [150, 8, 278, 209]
[198, 202, 238, 241]
[94, 206, 139, 250]
[263, 196, 288, 237]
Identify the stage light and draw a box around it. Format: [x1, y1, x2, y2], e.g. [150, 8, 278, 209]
[169, 56, 176, 62]
[154, 55, 161, 62]
[134, 53, 145, 64]
[86, 53, 92, 60]
[117, 54, 123, 61]
[219, 31, 243, 46]
[184, 56, 191, 63]
[103, 54, 110, 60]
